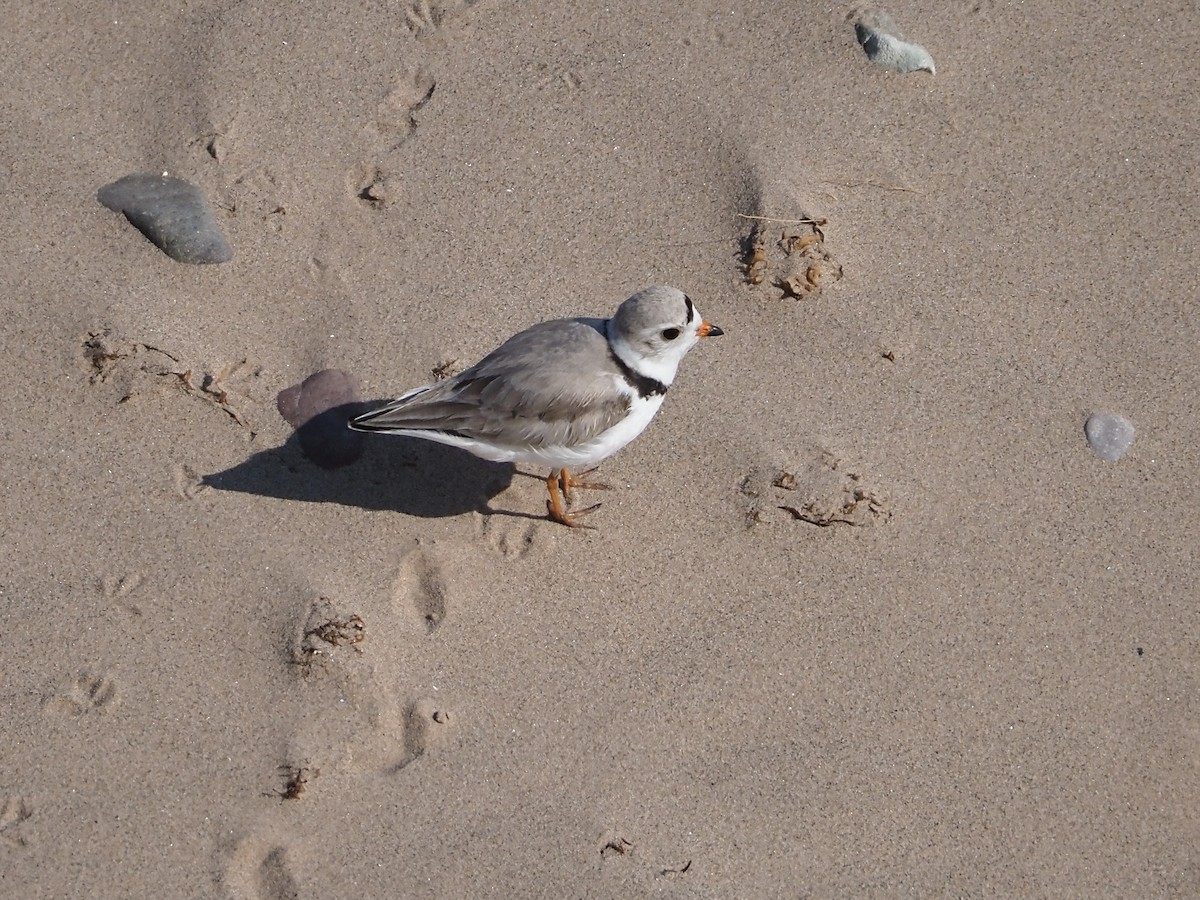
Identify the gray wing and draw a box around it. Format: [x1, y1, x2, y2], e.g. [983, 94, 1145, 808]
[353, 318, 631, 447]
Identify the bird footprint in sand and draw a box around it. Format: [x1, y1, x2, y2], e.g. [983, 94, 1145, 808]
[45, 672, 118, 716]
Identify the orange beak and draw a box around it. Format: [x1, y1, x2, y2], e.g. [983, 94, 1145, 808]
[698, 320, 724, 337]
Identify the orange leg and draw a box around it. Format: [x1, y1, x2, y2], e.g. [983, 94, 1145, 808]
[545, 468, 603, 528]
[559, 467, 610, 503]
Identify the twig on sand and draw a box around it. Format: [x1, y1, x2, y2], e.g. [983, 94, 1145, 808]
[736, 213, 828, 226]
[818, 179, 922, 194]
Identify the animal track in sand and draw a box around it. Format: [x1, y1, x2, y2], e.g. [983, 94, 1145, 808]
[399, 0, 488, 40]
[191, 124, 235, 165]
[351, 166, 389, 209]
[44, 671, 118, 716]
[172, 462, 211, 501]
[392, 546, 450, 634]
[400, 0, 440, 38]
[596, 832, 695, 879]
[352, 69, 436, 208]
[739, 449, 893, 528]
[0, 796, 33, 848]
[533, 63, 585, 93]
[475, 513, 537, 559]
[372, 69, 436, 151]
[219, 168, 288, 234]
[659, 858, 694, 878]
[356, 1, 494, 205]
[101, 571, 146, 617]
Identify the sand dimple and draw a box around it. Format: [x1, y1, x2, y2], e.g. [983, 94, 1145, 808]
[393, 546, 450, 634]
[397, 696, 456, 769]
[224, 831, 302, 900]
[254, 847, 300, 900]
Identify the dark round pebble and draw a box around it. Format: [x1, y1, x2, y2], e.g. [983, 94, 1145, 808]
[277, 369, 367, 468]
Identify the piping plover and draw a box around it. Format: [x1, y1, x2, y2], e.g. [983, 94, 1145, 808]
[350, 285, 723, 527]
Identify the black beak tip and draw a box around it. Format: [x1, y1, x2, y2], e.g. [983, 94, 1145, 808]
[708, 324, 725, 337]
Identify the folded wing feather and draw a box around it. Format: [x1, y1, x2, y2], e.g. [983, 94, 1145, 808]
[353, 318, 632, 449]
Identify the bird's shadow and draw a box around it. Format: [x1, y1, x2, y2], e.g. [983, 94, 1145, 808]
[202, 400, 530, 520]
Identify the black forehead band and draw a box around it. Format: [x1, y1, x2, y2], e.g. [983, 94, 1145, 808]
[684, 295, 695, 323]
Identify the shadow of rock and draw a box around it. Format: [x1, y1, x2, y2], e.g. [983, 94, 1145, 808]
[203, 400, 514, 519]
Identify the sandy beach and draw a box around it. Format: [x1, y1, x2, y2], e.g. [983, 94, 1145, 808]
[1, 0, 1197, 895]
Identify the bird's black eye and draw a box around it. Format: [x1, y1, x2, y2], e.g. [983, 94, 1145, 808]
[661, 327, 681, 341]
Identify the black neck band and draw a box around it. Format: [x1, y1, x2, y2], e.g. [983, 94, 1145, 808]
[609, 346, 668, 399]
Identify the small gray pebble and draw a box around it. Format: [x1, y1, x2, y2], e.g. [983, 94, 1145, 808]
[98, 174, 233, 264]
[854, 10, 936, 74]
[1085, 413, 1136, 461]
